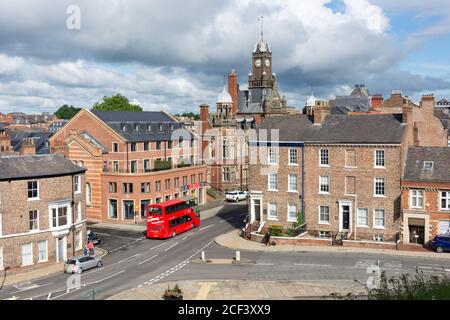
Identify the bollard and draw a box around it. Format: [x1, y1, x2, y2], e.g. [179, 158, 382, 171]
[201, 251, 205, 261]
[236, 251, 240, 261]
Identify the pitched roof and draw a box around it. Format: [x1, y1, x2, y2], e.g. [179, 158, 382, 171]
[90, 110, 193, 142]
[403, 147, 450, 182]
[254, 114, 405, 144]
[8, 130, 54, 154]
[434, 108, 450, 130]
[0, 154, 86, 181]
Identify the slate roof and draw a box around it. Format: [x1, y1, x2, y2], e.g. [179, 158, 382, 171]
[253, 114, 405, 144]
[8, 130, 54, 154]
[330, 96, 371, 114]
[0, 154, 86, 181]
[237, 88, 268, 114]
[91, 110, 194, 142]
[434, 109, 450, 130]
[403, 147, 450, 182]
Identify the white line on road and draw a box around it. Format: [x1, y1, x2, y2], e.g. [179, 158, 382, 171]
[256, 263, 274, 266]
[199, 224, 214, 231]
[164, 242, 178, 252]
[117, 254, 140, 264]
[138, 255, 158, 265]
[417, 266, 450, 272]
[83, 270, 126, 287]
[182, 233, 193, 240]
[294, 263, 333, 267]
[9, 282, 54, 295]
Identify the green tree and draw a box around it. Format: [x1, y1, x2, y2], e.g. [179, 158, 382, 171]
[54, 105, 81, 119]
[176, 112, 199, 120]
[92, 94, 142, 112]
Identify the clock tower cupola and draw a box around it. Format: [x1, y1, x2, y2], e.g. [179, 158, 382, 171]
[249, 19, 273, 89]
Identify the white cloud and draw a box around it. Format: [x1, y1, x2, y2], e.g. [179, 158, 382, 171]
[0, 54, 24, 75]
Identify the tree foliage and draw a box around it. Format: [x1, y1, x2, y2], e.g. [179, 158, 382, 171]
[54, 105, 81, 119]
[175, 112, 200, 120]
[92, 94, 142, 112]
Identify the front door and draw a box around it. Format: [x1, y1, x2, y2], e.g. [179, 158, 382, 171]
[254, 199, 261, 222]
[57, 237, 66, 263]
[409, 225, 425, 244]
[339, 203, 351, 231]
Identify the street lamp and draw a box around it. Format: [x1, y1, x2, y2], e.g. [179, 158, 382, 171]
[0, 266, 10, 291]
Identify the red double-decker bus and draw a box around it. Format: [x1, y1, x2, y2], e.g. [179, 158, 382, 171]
[146, 197, 200, 239]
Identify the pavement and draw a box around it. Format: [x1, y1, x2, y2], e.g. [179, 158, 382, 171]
[2, 248, 108, 287]
[215, 229, 450, 260]
[107, 279, 366, 300]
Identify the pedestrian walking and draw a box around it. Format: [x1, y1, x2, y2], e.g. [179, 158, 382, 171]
[87, 240, 94, 256]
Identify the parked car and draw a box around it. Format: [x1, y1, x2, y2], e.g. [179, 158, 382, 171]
[87, 231, 101, 245]
[225, 190, 248, 202]
[430, 235, 450, 253]
[64, 256, 103, 274]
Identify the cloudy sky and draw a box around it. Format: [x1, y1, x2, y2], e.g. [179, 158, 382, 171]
[0, 0, 449, 114]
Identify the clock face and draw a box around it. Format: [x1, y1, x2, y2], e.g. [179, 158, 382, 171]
[254, 59, 261, 68]
[265, 59, 270, 67]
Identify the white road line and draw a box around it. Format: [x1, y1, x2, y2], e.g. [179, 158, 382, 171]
[149, 242, 169, 251]
[294, 263, 333, 267]
[417, 266, 450, 272]
[83, 270, 126, 287]
[182, 233, 193, 240]
[94, 232, 142, 241]
[256, 263, 274, 266]
[117, 254, 140, 264]
[9, 282, 54, 295]
[138, 255, 158, 265]
[199, 224, 214, 231]
[164, 242, 178, 252]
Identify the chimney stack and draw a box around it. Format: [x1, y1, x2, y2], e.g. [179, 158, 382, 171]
[228, 69, 238, 116]
[420, 94, 435, 116]
[20, 138, 36, 155]
[313, 100, 330, 125]
[371, 94, 384, 110]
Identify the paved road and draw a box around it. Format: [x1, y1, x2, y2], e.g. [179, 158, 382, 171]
[2, 202, 450, 300]
[0, 203, 247, 300]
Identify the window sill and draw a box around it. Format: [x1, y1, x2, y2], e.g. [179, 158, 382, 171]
[319, 165, 330, 168]
[373, 195, 386, 198]
[374, 166, 386, 169]
[318, 192, 330, 195]
[27, 198, 40, 202]
[287, 219, 298, 223]
[410, 206, 424, 210]
[267, 189, 278, 192]
[318, 222, 330, 225]
[287, 190, 298, 193]
[344, 166, 357, 169]
[21, 263, 34, 267]
[357, 225, 369, 228]
[38, 259, 49, 264]
[288, 163, 299, 166]
[373, 226, 386, 230]
[267, 217, 279, 221]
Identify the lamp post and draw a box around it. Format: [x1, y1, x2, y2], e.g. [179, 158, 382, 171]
[0, 266, 10, 291]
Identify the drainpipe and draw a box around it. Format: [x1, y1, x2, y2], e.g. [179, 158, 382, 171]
[301, 143, 305, 224]
[126, 143, 129, 173]
[71, 174, 75, 258]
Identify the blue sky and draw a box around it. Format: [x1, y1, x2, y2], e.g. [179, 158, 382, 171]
[0, 0, 449, 114]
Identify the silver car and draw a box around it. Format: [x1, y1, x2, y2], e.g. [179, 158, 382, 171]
[64, 256, 103, 274]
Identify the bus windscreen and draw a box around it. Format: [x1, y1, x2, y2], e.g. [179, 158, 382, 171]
[148, 207, 162, 215]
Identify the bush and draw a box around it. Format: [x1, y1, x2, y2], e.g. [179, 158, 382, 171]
[154, 160, 172, 171]
[268, 225, 283, 237]
[162, 284, 183, 300]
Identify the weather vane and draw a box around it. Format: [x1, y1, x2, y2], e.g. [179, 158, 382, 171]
[258, 15, 264, 39]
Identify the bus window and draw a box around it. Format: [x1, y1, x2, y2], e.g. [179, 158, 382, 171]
[148, 207, 162, 215]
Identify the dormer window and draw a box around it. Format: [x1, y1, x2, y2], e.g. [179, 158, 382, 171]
[158, 123, 163, 131]
[120, 123, 126, 132]
[147, 124, 152, 131]
[134, 123, 139, 132]
[170, 124, 174, 131]
[423, 161, 434, 170]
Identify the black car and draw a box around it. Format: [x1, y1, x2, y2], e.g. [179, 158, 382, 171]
[87, 231, 101, 245]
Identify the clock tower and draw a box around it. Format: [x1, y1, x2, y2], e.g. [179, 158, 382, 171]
[249, 36, 273, 89]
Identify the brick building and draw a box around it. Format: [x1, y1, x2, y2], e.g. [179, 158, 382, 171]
[0, 155, 86, 274]
[49, 109, 207, 224]
[247, 94, 448, 244]
[401, 147, 450, 245]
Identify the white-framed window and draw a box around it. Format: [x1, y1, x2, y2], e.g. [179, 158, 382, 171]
[374, 178, 385, 196]
[112, 142, 119, 153]
[268, 173, 278, 191]
[319, 206, 330, 224]
[76, 202, 82, 222]
[222, 167, 232, 183]
[75, 230, 82, 251]
[74, 175, 81, 194]
[86, 183, 92, 205]
[287, 204, 298, 222]
[440, 191, 450, 210]
[21, 242, 33, 266]
[29, 210, 39, 231]
[268, 148, 277, 165]
[373, 209, 385, 229]
[113, 161, 119, 172]
[373, 235, 384, 242]
[222, 139, 232, 160]
[423, 161, 434, 170]
[108, 199, 118, 219]
[357, 208, 369, 227]
[38, 240, 48, 262]
[410, 190, 424, 209]
[319, 149, 329, 166]
[288, 174, 298, 192]
[319, 176, 329, 194]
[130, 160, 138, 173]
[268, 203, 278, 220]
[375, 150, 385, 168]
[27, 180, 39, 200]
[289, 149, 298, 165]
[50, 205, 69, 228]
[319, 231, 330, 238]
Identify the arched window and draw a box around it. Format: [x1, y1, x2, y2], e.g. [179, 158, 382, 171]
[86, 183, 92, 206]
[0, 146, 4, 152]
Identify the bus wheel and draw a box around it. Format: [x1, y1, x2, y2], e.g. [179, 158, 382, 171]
[172, 231, 176, 238]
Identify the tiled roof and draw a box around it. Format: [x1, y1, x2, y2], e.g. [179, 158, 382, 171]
[403, 147, 450, 182]
[8, 130, 54, 154]
[91, 110, 194, 142]
[253, 113, 405, 144]
[0, 154, 86, 181]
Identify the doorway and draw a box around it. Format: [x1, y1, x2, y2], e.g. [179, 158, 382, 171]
[57, 237, 67, 263]
[409, 225, 425, 245]
[339, 202, 352, 231]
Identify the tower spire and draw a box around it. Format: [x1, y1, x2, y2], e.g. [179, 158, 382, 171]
[258, 15, 264, 39]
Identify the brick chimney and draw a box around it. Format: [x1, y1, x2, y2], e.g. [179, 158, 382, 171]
[371, 94, 384, 110]
[420, 94, 435, 116]
[20, 138, 36, 155]
[228, 69, 238, 116]
[313, 100, 330, 125]
[402, 104, 413, 124]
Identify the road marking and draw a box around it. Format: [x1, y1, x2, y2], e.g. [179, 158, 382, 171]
[94, 232, 142, 241]
[195, 282, 217, 300]
[83, 270, 126, 287]
[182, 233, 193, 240]
[10, 282, 54, 294]
[256, 263, 274, 266]
[199, 224, 214, 231]
[149, 242, 169, 251]
[294, 263, 333, 267]
[164, 242, 179, 252]
[417, 266, 450, 272]
[138, 254, 158, 265]
[117, 254, 140, 264]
